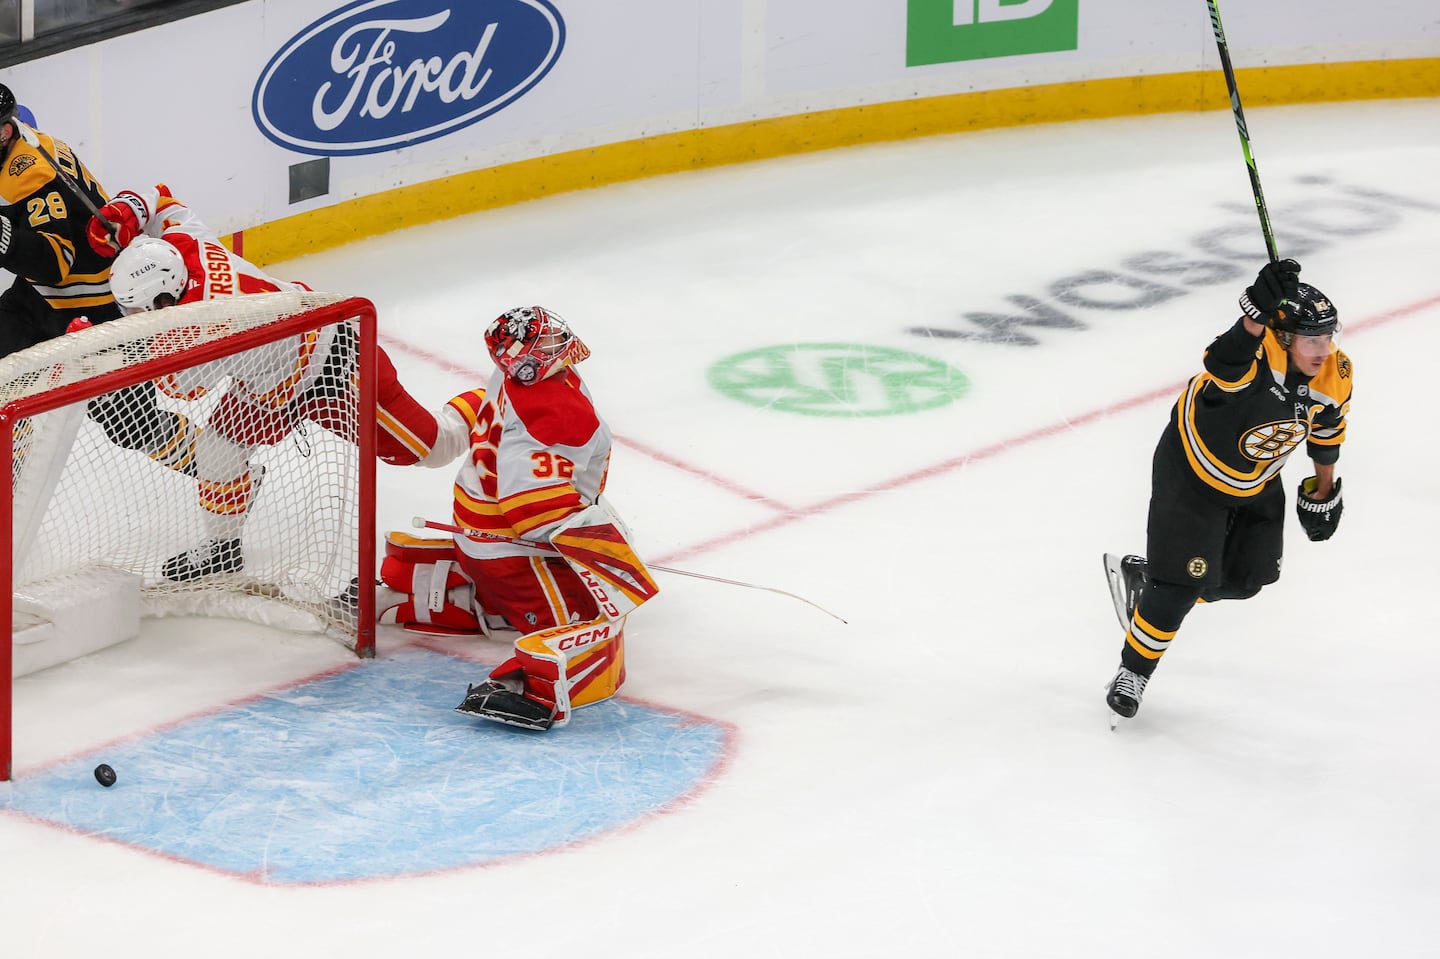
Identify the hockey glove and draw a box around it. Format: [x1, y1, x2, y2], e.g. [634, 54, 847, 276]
[1239, 258, 1301, 325]
[86, 191, 149, 257]
[1296, 475, 1343, 542]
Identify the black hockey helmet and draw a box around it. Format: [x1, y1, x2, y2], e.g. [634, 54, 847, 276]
[1274, 283, 1340, 338]
[0, 83, 16, 127]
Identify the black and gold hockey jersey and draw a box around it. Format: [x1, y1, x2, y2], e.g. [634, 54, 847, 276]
[0, 129, 115, 316]
[1169, 319, 1352, 499]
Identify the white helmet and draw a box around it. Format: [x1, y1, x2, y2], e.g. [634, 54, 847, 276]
[110, 236, 188, 313]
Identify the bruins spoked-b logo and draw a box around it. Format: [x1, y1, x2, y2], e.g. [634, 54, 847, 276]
[1187, 557, 1209, 579]
[1240, 419, 1308, 461]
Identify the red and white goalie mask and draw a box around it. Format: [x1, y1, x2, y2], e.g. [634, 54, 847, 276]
[484, 306, 590, 385]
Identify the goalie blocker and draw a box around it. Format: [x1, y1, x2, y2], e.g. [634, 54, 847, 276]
[379, 501, 659, 730]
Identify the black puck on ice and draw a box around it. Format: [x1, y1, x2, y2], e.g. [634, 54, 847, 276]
[93, 764, 117, 788]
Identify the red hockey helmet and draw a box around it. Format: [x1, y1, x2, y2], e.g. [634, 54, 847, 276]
[483, 306, 589, 385]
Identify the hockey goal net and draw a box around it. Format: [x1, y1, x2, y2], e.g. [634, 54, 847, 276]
[1, 291, 377, 780]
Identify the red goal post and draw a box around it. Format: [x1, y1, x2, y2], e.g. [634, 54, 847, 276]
[1, 291, 378, 781]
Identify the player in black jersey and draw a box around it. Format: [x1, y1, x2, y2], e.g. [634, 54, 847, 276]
[0, 82, 119, 355]
[0, 83, 192, 471]
[1103, 257, 1352, 723]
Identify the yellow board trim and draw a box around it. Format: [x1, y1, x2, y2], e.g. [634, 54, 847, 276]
[236, 58, 1440, 266]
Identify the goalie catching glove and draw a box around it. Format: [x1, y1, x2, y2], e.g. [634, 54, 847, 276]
[1296, 475, 1343, 542]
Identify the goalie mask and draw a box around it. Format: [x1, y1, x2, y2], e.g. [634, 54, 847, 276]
[111, 237, 188, 314]
[484, 306, 590, 385]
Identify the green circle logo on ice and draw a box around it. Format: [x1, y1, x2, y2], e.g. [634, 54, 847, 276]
[709, 343, 970, 417]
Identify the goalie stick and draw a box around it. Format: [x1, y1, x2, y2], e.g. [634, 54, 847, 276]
[412, 516, 848, 624]
[1204, 0, 1279, 263]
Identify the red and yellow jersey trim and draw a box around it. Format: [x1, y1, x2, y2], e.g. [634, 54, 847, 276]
[445, 390, 486, 427]
[500, 483, 582, 537]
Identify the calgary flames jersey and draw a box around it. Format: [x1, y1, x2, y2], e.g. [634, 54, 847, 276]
[1171, 319, 1352, 499]
[131, 185, 337, 408]
[446, 367, 611, 561]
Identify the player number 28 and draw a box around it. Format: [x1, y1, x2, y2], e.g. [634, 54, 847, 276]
[26, 191, 67, 227]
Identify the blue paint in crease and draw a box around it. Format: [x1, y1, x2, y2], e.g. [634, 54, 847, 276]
[0, 647, 728, 883]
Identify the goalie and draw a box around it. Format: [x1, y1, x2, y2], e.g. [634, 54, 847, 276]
[375, 305, 659, 731]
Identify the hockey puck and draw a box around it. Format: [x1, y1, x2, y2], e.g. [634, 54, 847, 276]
[93, 764, 116, 788]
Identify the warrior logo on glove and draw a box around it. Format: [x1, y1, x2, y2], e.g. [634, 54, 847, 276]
[1296, 475, 1343, 542]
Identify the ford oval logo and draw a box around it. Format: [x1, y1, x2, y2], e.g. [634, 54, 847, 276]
[253, 0, 565, 156]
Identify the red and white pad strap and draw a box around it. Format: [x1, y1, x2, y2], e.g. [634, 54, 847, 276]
[377, 532, 483, 634]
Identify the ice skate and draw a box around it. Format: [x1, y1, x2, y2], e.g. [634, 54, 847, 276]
[455, 681, 555, 731]
[162, 537, 243, 582]
[1106, 666, 1149, 729]
[1102, 553, 1148, 630]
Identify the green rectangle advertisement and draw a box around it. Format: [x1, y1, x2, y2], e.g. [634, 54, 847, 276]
[908, 0, 1079, 66]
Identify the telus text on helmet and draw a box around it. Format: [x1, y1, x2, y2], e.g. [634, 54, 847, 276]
[253, 0, 566, 157]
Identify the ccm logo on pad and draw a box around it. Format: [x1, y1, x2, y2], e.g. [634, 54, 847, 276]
[252, 0, 565, 156]
[557, 625, 612, 651]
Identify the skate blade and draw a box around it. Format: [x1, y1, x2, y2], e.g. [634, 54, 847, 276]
[1101, 553, 1130, 631]
[455, 682, 555, 731]
[454, 704, 553, 731]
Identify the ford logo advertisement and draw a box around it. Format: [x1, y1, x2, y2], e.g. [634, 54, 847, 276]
[253, 0, 565, 156]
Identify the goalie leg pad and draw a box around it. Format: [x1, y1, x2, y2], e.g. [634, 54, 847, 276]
[376, 531, 483, 635]
[481, 618, 627, 728]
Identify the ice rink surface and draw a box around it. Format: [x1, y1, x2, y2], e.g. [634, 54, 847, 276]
[4, 97, 1440, 956]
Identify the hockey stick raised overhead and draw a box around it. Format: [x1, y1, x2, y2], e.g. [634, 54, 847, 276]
[413, 516, 848, 624]
[1205, 0, 1279, 262]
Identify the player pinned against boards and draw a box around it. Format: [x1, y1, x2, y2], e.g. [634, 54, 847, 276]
[1102, 257, 1352, 725]
[372, 305, 660, 731]
[94, 184, 427, 583]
